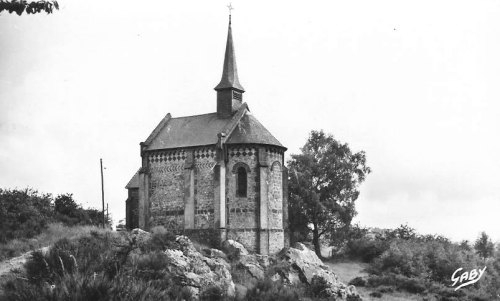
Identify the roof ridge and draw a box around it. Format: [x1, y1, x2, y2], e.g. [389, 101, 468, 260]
[125, 169, 140, 189]
[144, 113, 172, 146]
[170, 112, 218, 119]
[221, 103, 248, 143]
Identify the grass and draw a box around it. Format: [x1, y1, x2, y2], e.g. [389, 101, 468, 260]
[326, 260, 426, 301]
[325, 259, 369, 284]
[0, 223, 105, 261]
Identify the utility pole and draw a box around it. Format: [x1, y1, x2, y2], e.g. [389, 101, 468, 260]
[106, 203, 109, 228]
[100, 158, 105, 228]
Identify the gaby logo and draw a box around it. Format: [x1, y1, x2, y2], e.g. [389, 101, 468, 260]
[451, 266, 487, 291]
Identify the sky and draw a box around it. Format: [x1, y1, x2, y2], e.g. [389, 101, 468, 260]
[1, 0, 499, 242]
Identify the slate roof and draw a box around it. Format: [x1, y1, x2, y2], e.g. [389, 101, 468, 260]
[146, 113, 228, 150]
[125, 170, 139, 189]
[225, 112, 283, 146]
[143, 104, 285, 151]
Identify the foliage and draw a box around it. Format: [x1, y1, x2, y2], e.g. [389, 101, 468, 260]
[0, 188, 53, 243]
[474, 231, 494, 260]
[0, 0, 58, 15]
[309, 274, 331, 298]
[346, 237, 389, 263]
[0, 223, 103, 261]
[385, 224, 417, 240]
[0, 188, 109, 249]
[349, 276, 367, 287]
[0, 228, 356, 301]
[1, 230, 192, 301]
[349, 227, 500, 300]
[244, 279, 304, 301]
[287, 130, 371, 256]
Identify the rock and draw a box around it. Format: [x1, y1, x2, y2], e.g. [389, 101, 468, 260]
[221, 240, 249, 260]
[275, 242, 361, 300]
[255, 254, 273, 269]
[130, 228, 151, 246]
[238, 261, 265, 280]
[282, 242, 325, 266]
[270, 273, 282, 282]
[203, 248, 228, 260]
[175, 235, 198, 256]
[160, 236, 235, 299]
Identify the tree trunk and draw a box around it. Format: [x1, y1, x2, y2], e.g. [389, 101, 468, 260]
[312, 223, 322, 259]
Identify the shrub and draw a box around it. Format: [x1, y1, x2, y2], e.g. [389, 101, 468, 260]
[200, 285, 225, 301]
[309, 275, 330, 298]
[349, 276, 367, 287]
[245, 279, 304, 301]
[365, 274, 427, 294]
[146, 226, 177, 251]
[2, 230, 193, 301]
[346, 237, 389, 262]
[0, 188, 53, 243]
[0, 188, 110, 249]
[369, 291, 382, 298]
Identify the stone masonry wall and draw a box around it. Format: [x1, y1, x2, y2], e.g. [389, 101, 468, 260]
[147, 148, 216, 232]
[142, 144, 285, 254]
[226, 146, 259, 252]
[194, 148, 217, 229]
[148, 150, 186, 231]
[266, 147, 285, 253]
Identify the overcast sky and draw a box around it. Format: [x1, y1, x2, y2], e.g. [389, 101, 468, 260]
[1, 0, 499, 242]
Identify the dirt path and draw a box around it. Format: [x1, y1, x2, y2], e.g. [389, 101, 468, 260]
[0, 246, 49, 278]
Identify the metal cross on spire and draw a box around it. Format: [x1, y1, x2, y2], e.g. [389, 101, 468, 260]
[227, 3, 233, 24]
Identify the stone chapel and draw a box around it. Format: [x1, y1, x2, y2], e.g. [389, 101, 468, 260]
[125, 17, 288, 255]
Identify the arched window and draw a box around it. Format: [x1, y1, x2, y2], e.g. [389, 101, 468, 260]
[237, 166, 247, 197]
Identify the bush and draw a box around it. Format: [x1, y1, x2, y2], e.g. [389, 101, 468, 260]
[369, 291, 382, 298]
[200, 285, 225, 301]
[1, 230, 193, 301]
[245, 279, 304, 301]
[309, 275, 330, 298]
[0, 223, 103, 261]
[0, 188, 110, 248]
[0, 188, 53, 243]
[349, 276, 367, 287]
[346, 237, 389, 262]
[146, 226, 177, 251]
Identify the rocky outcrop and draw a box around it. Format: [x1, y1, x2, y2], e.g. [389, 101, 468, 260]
[273, 242, 360, 300]
[127, 230, 235, 299]
[127, 230, 360, 300]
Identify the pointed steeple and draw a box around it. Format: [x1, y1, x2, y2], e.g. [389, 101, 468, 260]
[215, 13, 245, 118]
[215, 17, 245, 92]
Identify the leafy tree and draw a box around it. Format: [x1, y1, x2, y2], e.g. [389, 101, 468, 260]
[0, 188, 53, 242]
[0, 0, 58, 15]
[386, 224, 417, 240]
[475, 231, 494, 260]
[287, 130, 371, 257]
[459, 240, 471, 251]
[54, 194, 79, 217]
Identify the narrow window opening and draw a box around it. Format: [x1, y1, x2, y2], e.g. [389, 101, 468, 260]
[237, 167, 247, 197]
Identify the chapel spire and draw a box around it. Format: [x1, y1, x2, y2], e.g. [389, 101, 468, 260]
[215, 13, 245, 92]
[215, 8, 245, 118]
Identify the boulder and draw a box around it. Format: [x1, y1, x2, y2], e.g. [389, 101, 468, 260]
[220, 240, 266, 280]
[127, 233, 235, 300]
[130, 228, 151, 246]
[275, 242, 361, 300]
[237, 255, 265, 280]
[221, 240, 249, 260]
[162, 238, 235, 299]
